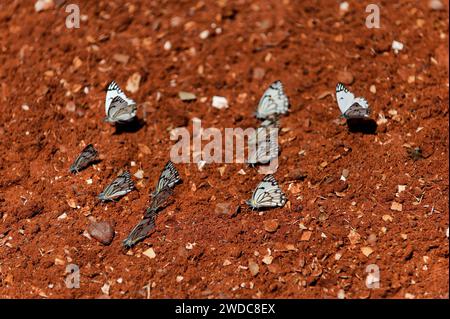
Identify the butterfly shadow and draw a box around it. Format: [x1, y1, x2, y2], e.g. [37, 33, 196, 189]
[113, 117, 145, 134]
[346, 118, 377, 134]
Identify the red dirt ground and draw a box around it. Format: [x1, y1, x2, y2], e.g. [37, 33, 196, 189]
[0, 0, 448, 299]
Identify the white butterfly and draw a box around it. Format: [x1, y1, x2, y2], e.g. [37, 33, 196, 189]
[247, 132, 279, 165]
[248, 117, 279, 146]
[336, 83, 370, 119]
[104, 81, 137, 123]
[246, 174, 287, 209]
[151, 161, 181, 197]
[255, 80, 289, 119]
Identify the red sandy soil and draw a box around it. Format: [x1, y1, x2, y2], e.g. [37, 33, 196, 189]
[0, 0, 448, 299]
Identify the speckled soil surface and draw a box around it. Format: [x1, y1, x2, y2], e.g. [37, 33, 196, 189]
[0, 0, 448, 298]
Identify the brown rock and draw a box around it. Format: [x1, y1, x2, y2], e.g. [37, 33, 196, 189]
[248, 260, 259, 276]
[337, 70, 354, 85]
[263, 219, 279, 233]
[300, 231, 312, 241]
[88, 221, 114, 245]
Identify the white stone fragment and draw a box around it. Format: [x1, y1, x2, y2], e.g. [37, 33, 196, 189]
[392, 40, 404, 54]
[212, 96, 229, 109]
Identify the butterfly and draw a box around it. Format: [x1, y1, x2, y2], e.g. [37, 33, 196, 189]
[336, 83, 371, 119]
[98, 171, 135, 201]
[247, 133, 279, 165]
[151, 161, 181, 197]
[122, 215, 156, 249]
[245, 174, 287, 209]
[248, 117, 280, 146]
[145, 186, 174, 218]
[104, 81, 137, 124]
[255, 80, 289, 120]
[69, 144, 98, 174]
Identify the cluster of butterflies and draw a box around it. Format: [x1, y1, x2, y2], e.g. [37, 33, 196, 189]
[70, 144, 181, 248]
[244, 80, 372, 209]
[104, 79, 370, 124]
[244, 80, 290, 209]
[68, 80, 372, 247]
[122, 161, 181, 248]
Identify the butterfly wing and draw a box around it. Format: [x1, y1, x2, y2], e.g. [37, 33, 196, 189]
[105, 96, 137, 123]
[152, 161, 181, 197]
[249, 118, 279, 146]
[256, 81, 289, 119]
[98, 171, 135, 201]
[343, 101, 371, 119]
[145, 186, 174, 217]
[105, 81, 137, 123]
[69, 144, 98, 173]
[122, 216, 156, 249]
[246, 174, 287, 209]
[247, 134, 279, 165]
[335, 82, 356, 115]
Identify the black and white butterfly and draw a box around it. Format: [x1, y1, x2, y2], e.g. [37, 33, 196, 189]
[336, 83, 371, 119]
[98, 171, 135, 201]
[247, 133, 279, 165]
[151, 161, 181, 197]
[245, 174, 287, 209]
[69, 144, 98, 174]
[145, 186, 174, 218]
[122, 216, 156, 249]
[255, 80, 289, 119]
[104, 81, 137, 124]
[248, 117, 280, 146]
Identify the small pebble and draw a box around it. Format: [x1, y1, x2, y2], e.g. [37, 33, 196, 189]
[21, 104, 30, 111]
[134, 169, 144, 179]
[367, 233, 377, 245]
[35, 0, 54, 12]
[179, 91, 197, 101]
[170, 16, 183, 27]
[101, 283, 110, 295]
[223, 259, 232, 266]
[248, 260, 259, 276]
[361, 246, 374, 257]
[252, 67, 266, 80]
[300, 231, 312, 241]
[163, 41, 172, 50]
[339, 2, 349, 12]
[262, 255, 273, 265]
[126, 72, 141, 93]
[199, 30, 210, 39]
[263, 219, 279, 233]
[390, 201, 403, 212]
[392, 40, 404, 54]
[212, 96, 229, 109]
[337, 70, 354, 85]
[88, 221, 114, 245]
[429, 0, 444, 10]
[113, 53, 130, 64]
[143, 248, 156, 259]
[65, 101, 76, 112]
